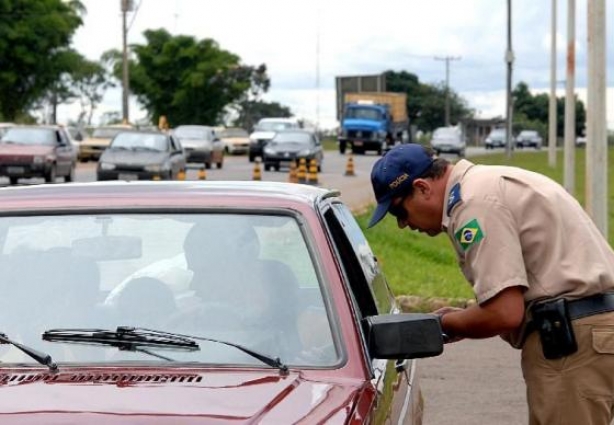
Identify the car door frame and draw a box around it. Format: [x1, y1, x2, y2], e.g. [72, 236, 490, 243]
[320, 200, 418, 424]
[55, 129, 74, 176]
[168, 135, 186, 177]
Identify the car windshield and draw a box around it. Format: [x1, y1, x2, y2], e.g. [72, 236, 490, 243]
[489, 129, 506, 138]
[344, 107, 381, 120]
[92, 127, 128, 139]
[0, 213, 337, 367]
[220, 128, 248, 138]
[433, 128, 459, 139]
[173, 127, 211, 140]
[111, 132, 168, 151]
[1, 128, 56, 145]
[519, 131, 538, 137]
[256, 122, 297, 131]
[272, 132, 312, 145]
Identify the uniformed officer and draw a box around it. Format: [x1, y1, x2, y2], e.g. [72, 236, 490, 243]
[368, 143, 614, 425]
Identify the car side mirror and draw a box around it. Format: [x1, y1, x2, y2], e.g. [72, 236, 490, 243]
[363, 313, 444, 359]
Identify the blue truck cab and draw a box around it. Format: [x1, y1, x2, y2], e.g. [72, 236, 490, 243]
[338, 95, 408, 155]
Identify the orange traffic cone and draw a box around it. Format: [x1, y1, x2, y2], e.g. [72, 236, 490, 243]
[344, 153, 355, 177]
[288, 160, 298, 183]
[297, 158, 307, 184]
[253, 159, 262, 181]
[307, 158, 319, 185]
[197, 167, 207, 180]
[177, 169, 186, 181]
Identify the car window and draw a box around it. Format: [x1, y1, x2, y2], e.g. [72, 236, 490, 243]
[220, 128, 248, 138]
[256, 121, 297, 131]
[272, 132, 312, 144]
[110, 132, 169, 151]
[0, 213, 338, 367]
[174, 126, 211, 140]
[1, 128, 56, 145]
[344, 107, 381, 120]
[92, 127, 128, 139]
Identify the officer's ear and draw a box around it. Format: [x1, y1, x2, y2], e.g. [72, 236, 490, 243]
[413, 179, 431, 198]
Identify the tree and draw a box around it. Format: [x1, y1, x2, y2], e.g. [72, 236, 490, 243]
[0, 0, 84, 120]
[384, 70, 473, 132]
[232, 100, 292, 131]
[72, 58, 114, 126]
[513, 81, 586, 137]
[103, 29, 270, 127]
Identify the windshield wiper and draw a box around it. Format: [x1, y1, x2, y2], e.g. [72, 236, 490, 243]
[131, 146, 160, 152]
[43, 327, 288, 374]
[42, 327, 200, 362]
[0, 333, 57, 372]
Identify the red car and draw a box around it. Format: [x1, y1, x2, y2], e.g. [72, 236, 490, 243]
[0, 181, 443, 423]
[0, 125, 77, 184]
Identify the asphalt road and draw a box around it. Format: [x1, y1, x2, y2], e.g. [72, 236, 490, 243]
[0, 146, 528, 424]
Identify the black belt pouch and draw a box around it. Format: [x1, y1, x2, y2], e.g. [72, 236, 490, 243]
[532, 298, 578, 360]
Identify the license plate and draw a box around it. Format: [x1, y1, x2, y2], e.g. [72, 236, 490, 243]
[6, 166, 24, 174]
[118, 173, 138, 181]
[354, 141, 363, 146]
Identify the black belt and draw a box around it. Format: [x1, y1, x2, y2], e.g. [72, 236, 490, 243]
[566, 292, 614, 320]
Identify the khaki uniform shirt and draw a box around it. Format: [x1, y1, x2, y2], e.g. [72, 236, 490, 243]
[442, 159, 614, 347]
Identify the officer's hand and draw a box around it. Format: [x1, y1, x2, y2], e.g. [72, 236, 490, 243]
[433, 306, 464, 316]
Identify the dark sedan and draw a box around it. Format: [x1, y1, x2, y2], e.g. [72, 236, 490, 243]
[97, 131, 186, 181]
[262, 130, 324, 172]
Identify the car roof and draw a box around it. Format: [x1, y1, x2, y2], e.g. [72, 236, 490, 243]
[0, 181, 340, 213]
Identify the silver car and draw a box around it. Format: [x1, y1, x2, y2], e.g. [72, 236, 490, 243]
[172, 125, 224, 169]
[430, 126, 466, 157]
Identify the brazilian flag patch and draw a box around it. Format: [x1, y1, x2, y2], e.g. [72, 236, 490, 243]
[455, 219, 484, 251]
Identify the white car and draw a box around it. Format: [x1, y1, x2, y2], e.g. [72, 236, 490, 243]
[430, 126, 466, 157]
[515, 130, 543, 149]
[484, 128, 509, 149]
[248, 117, 300, 162]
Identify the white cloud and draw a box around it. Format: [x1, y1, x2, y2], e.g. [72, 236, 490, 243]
[58, 0, 614, 129]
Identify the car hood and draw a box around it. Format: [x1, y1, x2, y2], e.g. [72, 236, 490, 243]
[0, 144, 54, 156]
[81, 137, 112, 147]
[249, 131, 276, 141]
[0, 369, 363, 424]
[177, 138, 212, 150]
[342, 118, 384, 132]
[267, 142, 310, 153]
[101, 149, 168, 165]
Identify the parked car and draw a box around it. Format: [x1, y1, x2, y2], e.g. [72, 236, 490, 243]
[0, 181, 444, 423]
[0, 122, 15, 138]
[172, 125, 224, 169]
[576, 135, 587, 147]
[0, 125, 76, 184]
[97, 130, 186, 181]
[263, 130, 324, 171]
[484, 128, 509, 149]
[248, 117, 301, 162]
[79, 124, 134, 162]
[515, 130, 543, 149]
[430, 126, 465, 157]
[218, 127, 250, 155]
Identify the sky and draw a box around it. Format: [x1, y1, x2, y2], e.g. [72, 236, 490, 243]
[59, 0, 614, 130]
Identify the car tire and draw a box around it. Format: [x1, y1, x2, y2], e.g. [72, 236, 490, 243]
[65, 165, 75, 182]
[248, 154, 255, 162]
[9, 177, 18, 185]
[339, 140, 346, 154]
[264, 163, 271, 172]
[216, 160, 223, 169]
[45, 166, 57, 183]
[274, 163, 280, 172]
[205, 162, 211, 170]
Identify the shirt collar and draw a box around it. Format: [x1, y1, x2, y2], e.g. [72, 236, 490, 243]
[441, 159, 475, 230]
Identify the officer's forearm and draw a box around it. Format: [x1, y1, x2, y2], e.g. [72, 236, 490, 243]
[440, 286, 525, 339]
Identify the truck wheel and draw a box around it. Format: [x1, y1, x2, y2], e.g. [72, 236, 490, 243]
[339, 141, 346, 154]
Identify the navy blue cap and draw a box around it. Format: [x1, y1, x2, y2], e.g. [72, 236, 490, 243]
[368, 144, 434, 228]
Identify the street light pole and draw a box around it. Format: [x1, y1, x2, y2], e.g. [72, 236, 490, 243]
[505, 0, 515, 160]
[121, 0, 132, 125]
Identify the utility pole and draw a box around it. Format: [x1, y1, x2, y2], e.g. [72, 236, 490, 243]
[586, 0, 607, 235]
[434, 56, 461, 127]
[121, 0, 133, 125]
[548, 0, 557, 168]
[564, 0, 576, 195]
[315, 3, 321, 132]
[505, 0, 515, 160]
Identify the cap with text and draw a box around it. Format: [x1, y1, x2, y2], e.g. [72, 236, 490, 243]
[368, 144, 434, 228]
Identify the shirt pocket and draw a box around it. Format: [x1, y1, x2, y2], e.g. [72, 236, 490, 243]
[592, 328, 614, 354]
